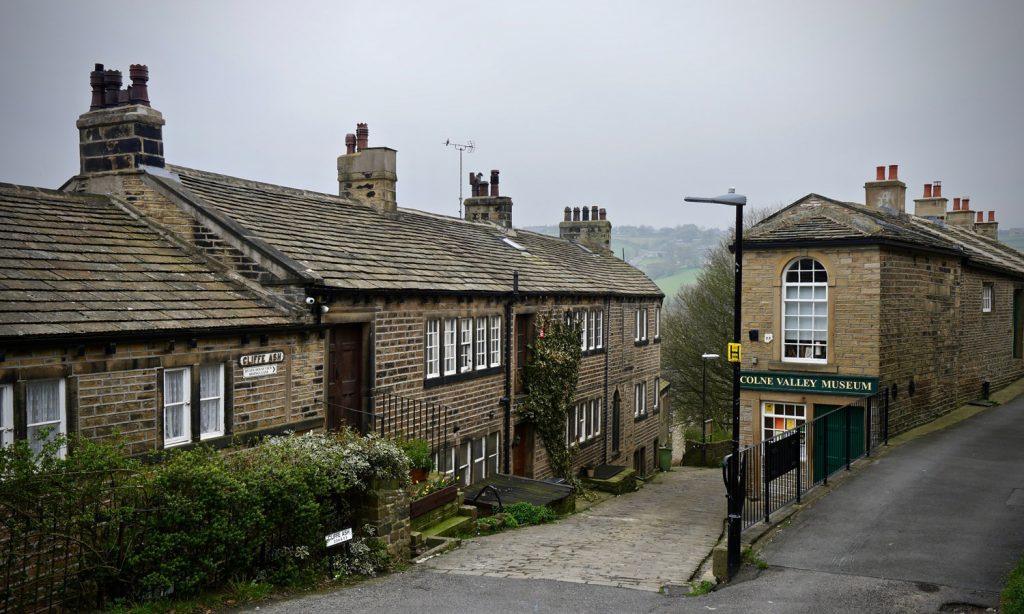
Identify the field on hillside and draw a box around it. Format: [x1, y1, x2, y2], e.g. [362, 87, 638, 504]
[654, 268, 701, 300]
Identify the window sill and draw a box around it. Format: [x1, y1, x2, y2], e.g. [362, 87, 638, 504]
[653, 337, 661, 344]
[634, 339, 650, 347]
[425, 365, 502, 389]
[581, 347, 606, 357]
[577, 437, 601, 450]
[765, 361, 839, 374]
[634, 413, 649, 423]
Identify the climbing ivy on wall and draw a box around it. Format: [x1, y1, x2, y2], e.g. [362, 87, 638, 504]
[518, 314, 583, 481]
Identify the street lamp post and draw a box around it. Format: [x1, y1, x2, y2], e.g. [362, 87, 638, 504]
[700, 353, 720, 466]
[685, 188, 746, 579]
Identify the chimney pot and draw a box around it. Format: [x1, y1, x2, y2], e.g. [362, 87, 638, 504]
[591, 205, 599, 220]
[128, 64, 150, 106]
[103, 69, 122, 107]
[888, 164, 898, 181]
[933, 181, 942, 198]
[976, 211, 983, 223]
[564, 207, 572, 222]
[345, 133, 356, 155]
[963, 197, 971, 210]
[582, 206, 590, 221]
[573, 207, 580, 221]
[599, 207, 607, 221]
[490, 169, 499, 197]
[876, 166, 885, 181]
[953, 197, 961, 211]
[89, 64, 106, 110]
[989, 210, 995, 222]
[923, 184, 932, 198]
[355, 123, 368, 151]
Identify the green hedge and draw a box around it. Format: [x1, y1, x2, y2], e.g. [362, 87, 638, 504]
[1004, 557, 1024, 614]
[0, 430, 409, 609]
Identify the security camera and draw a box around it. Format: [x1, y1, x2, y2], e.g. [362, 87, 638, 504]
[321, 305, 330, 314]
[305, 297, 316, 305]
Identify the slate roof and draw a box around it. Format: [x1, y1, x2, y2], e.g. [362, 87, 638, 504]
[0, 183, 291, 340]
[163, 166, 663, 298]
[746, 194, 1024, 277]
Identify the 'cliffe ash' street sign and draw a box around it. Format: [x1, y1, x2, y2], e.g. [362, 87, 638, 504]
[240, 351, 285, 378]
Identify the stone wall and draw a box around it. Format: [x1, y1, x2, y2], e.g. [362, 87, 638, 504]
[357, 479, 411, 561]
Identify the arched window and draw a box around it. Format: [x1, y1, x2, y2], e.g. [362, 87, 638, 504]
[782, 258, 828, 362]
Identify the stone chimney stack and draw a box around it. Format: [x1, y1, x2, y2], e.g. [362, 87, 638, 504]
[913, 181, 948, 219]
[77, 63, 165, 174]
[864, 164, 907, 212]
[338, 123, 397, 212]
[946, 195, 975, 228]
[464, 169, 513, 228]
[559, 205, 612, 255]
[974, 210, 999, 240]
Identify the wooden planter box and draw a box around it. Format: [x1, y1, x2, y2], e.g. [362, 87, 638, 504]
[410, 484, 459, 519]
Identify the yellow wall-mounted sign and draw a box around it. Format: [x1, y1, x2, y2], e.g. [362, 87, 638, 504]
[727, 343, 742, 363]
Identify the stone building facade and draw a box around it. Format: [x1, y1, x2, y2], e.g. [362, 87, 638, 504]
[1, 64, 663, 482]
[738, 165, 1024, 450]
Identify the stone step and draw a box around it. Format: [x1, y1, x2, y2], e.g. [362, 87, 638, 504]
[421, 514, 473, 538]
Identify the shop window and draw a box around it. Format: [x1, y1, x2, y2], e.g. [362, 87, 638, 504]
[762, 401, 806, 460]
[782, 258, 828, 363]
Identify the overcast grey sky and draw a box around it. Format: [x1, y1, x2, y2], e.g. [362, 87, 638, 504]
[1, 0, 1022, 230]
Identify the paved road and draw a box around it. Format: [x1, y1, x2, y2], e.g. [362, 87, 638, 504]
[423, 466, 723, 592]
[694, 397, 1024, 613]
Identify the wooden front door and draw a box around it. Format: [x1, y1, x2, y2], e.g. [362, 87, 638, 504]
[512, 422, 534, 477]
[328, 324, 364, 433]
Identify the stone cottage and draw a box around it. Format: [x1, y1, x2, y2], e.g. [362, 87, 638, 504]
[1, 63, 665, 481]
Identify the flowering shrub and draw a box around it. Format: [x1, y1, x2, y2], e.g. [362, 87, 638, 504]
[410, 474, 459, 501]
[0, 429, 413, 609]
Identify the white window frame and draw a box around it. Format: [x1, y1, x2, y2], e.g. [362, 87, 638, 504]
[596, 310, 604, 349]
[782, 258, 829, 364]
[635, 307, 648, 342]
[761, 401, 807, 460]
[472, 436, 486, 483]
[652, 377, 660, 412]
[459, 317, 474, 373]
[199, 363, 225, 440]
[486, 432, 499, 477]
[443, 318, 458, 376]
[655, 306, 661, 339]
[164, 368, 191, 447]
[457, 440, 471, 485]
[591, 399, 601, 438]
[26, 379, 67, 458]
[982, 285, 993, 313]
[426, 319, 440, 379]
[580, 310, 588, 351]
[434, 447, 456, 478]
[634, 381, 647, 417]
[577, 403, 587, 443]
[475, 317, 488, 371]
[0, 383, 12, 448]
[489, 315, 501, 367]
[588, 310, 597, 350]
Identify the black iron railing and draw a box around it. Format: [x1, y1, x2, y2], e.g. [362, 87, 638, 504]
[733, 388, 890, 532]
[373, 389, 460, 457]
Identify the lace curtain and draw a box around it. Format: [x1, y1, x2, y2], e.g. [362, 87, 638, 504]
[26, 380, 62, 455]
[200, 364, 222, 436]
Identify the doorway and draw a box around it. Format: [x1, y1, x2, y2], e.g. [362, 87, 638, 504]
[328, 324, 365, 433]
[512, 422, 534, 477]
[813, 404, 864, 481]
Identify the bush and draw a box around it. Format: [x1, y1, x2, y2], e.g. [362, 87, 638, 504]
[1003, 557, 1024, 614]
[498, 502, 556, 526]
[394, 438, 433, 471]
[0, 429, 412, 609]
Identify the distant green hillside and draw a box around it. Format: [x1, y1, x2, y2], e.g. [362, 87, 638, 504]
[654, 268, 701, 299]
[1001, 228, 1024, 252]
[525, 224, 724, 296]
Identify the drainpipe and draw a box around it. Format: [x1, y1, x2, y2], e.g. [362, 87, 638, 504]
[603, 295, 610, 466]
[502, 271, 518, 474]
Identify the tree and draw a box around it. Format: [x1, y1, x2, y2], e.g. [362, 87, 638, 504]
[662, 208, 775, 439]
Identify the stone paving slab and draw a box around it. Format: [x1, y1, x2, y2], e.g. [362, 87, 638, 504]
[422, 466, 723, 592]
